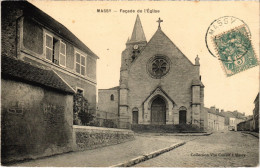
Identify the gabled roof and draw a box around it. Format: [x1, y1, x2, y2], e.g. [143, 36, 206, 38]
[145, 28, 194, 66]
[3, 1, 98, 59]
[142, 86, 176, 106]
[2, 56, 75, 94]
[128, 15, 147, 43]
[220, 111, 246, 120]
[254, 93, 259, 103]
[220, 111, 235, 118]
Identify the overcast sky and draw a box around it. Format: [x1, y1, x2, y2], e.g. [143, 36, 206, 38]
[29, 1, 259, 115]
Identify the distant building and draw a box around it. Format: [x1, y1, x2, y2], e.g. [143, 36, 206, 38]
[98, 86, 120, 116]
[220, 110, 246, 131]
[253, 93, 259, 132]
[237, 116, 254, 131]
[2, 1, 99, 112]
[204, 106, 225, 131]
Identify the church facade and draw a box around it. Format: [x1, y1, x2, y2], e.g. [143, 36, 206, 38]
[98, 15, 205, 129]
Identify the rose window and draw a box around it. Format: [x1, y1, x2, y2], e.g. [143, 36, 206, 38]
[147, 56, 170, 78]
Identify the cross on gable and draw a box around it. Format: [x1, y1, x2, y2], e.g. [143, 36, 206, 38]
[157, 17, 163, 28]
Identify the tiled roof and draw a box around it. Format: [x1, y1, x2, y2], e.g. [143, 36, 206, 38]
[220, 111, 235, 118]
[1, 56, 75, 94]
[220, 111, 246, 120]
[204, 107, 224, 117]
[3, 1, 98, 59]
[254, 93, 259, 103]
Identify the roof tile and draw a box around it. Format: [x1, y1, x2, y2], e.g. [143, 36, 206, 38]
[2, 56, 75, 94]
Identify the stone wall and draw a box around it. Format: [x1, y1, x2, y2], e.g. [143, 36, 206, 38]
[1, 78, 74, 164]
[73, 125, 134, 151]
[1, 2, 23, 58]
[98, 89, 119, 115]
[131, 124, 204, 133]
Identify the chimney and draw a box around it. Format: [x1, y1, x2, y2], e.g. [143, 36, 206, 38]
[210, 106, 216, 112]
[221, 109, 224, 113]
[243, 112, 245, 116]
[216, 108, 219, 113]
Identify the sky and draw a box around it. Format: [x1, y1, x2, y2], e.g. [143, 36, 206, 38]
[29, 1, 259, 115]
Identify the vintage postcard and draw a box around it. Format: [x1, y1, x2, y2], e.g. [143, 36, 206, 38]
[1, 0, 259, 167]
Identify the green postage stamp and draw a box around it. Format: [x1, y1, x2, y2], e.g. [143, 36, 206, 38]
[212, 25, 258, 77]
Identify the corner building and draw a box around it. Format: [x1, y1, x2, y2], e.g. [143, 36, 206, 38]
[2, 1, 98, 112]
[99, 15, 205, 129]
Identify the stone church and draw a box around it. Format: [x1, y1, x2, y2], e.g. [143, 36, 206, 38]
[98, 15, 205, 129]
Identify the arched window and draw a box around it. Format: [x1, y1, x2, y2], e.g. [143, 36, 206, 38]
[110, 94, 114, 101]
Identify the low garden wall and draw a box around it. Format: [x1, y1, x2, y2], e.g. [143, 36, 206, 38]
[73, 125, 135, 151]
[131, 124, 205, 133]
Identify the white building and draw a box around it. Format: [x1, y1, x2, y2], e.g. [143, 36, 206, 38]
[204, 107, 225, 131]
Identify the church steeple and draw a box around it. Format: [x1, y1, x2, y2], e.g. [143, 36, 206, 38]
[128, 15, 146, 43]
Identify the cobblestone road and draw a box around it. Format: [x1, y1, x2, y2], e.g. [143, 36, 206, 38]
[135, 131, 259, 167]
[10, 135, 184, 167]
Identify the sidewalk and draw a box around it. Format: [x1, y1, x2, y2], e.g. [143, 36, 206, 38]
[10, 135, 186, 167]
[241, 131, 259, 138]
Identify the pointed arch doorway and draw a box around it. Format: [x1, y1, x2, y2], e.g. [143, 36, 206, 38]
[151, 97, 166, 125]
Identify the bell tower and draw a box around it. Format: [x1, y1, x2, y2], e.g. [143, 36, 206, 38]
[119, 15, 147, 127]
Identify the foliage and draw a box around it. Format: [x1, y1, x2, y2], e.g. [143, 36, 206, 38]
[73, 93, 94, 126]
[102, 119, 117, 128]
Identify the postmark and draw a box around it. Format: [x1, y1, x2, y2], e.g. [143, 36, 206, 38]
[206, 16, 258, 76]
[212, 25, 258, 77]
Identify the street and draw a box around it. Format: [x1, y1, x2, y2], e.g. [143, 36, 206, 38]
[135, 131, 259, 167]
[9, 131, 258, 167]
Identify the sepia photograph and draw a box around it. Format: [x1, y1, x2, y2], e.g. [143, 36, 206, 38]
[1, 0, 259, 167]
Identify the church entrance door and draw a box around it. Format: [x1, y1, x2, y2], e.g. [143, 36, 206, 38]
[132, 111, 138, 124]
[151, 97, 166, 125]
[179, 110, 186, 124]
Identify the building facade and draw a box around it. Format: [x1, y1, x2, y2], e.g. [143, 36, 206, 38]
[2, 1, 98, 112]
[204, 107, 225, 131]
[220, 110, 246, 131]
[98, 15, 205, 129]
[253, 93, 259, 132]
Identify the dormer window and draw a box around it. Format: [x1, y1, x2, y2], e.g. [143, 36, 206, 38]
[45, 33, 66, 67]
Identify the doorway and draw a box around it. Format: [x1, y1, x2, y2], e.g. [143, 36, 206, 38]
[151, 97, 166, 125]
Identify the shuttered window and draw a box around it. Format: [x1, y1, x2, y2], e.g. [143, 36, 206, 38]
[75, 52, 86, 76]
[59, 42, 66, 67]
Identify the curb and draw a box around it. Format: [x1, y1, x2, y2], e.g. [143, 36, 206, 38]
[163, 132, 212, 136]
[241, 131, 259, 138]
[110, 142, 186, 167]
[136, 132, 212, 137]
